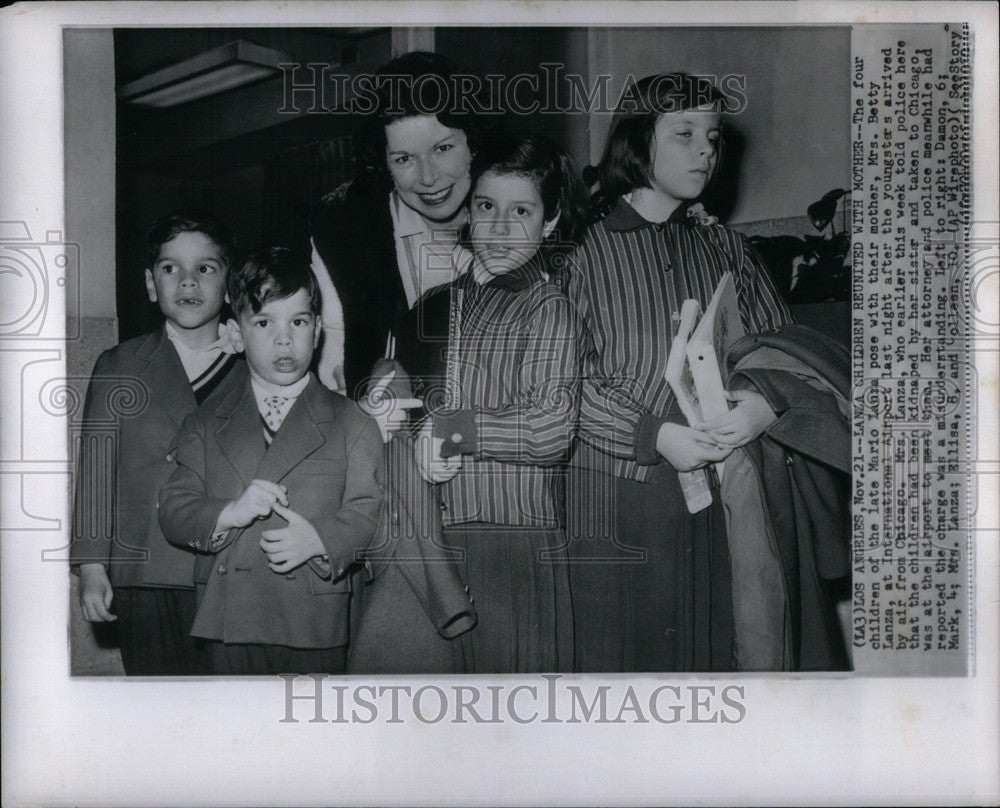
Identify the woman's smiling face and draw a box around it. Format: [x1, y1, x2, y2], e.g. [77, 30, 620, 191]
[385, 115, 473, 224]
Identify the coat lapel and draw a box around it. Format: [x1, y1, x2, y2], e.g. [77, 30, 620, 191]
[214, 380, 267, 488]
[136, 327, 196, 427]
[252, 376, 333, 484]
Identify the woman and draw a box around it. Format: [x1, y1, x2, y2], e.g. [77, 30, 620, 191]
[310, 50, 481, 398]
[310, 51, 486, 672]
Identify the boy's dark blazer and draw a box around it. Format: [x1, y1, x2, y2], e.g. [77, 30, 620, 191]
[157, 373, 384, 649]
[70, 326, 242, 589]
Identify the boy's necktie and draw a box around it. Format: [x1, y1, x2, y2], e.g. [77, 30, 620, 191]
[262, 395, 291, 445]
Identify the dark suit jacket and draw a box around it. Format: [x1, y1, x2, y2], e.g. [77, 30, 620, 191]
[157, 374, 384, 649]
[70, 327, 242, 589]
[311, 179, 410, 398]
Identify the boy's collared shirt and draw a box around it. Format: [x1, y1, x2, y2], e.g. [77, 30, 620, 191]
[165, 321, 237, 383]
[248, 369, 311, 433]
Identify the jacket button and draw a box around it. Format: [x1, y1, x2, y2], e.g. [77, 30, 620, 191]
[285, 573, 296, 580]
[217, 564, 226, 575]
[451, 432, 463, 443]
[165, 453, 173, 462]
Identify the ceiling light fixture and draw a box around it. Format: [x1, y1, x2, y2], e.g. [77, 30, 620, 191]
[118, 40, 290, 108]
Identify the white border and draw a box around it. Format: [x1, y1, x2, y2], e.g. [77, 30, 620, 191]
[1, 2, 997, 805]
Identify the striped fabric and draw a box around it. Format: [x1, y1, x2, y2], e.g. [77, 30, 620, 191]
[439, 256, 580, 528]
[567, 198, 792, 483]
[191, 352, 239, 405]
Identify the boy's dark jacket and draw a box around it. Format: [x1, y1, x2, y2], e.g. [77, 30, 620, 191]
[724, 324, 851, 671]
[157, 373, 384, 649]
[70, 327, 242, 588]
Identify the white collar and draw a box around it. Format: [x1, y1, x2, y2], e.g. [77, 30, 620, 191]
[165, 321, 236, 354]
[389, 191, 427, 239]
[389, 191, 468, 239]
[249, 368, 311, 401]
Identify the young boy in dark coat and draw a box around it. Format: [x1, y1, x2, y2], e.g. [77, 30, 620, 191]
[157, 247, 383, 674]
[72, 211, 242, 675]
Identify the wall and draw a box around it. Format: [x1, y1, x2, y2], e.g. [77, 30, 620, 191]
[65, 29, 118, 363]
[588, 27, 851, 224]
[64, 28, 123, 674]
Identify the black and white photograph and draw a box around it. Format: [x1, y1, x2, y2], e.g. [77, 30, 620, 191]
[66, 23, 855, 678]
[1, 2, 997, 806]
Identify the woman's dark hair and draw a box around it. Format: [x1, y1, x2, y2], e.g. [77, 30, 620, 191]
[145, 210, 236, 269]
[468, 133, 589, 245]
[228, 246, 321, 316]
[352, 51, 486, 181]
[596, 73, 726, 199]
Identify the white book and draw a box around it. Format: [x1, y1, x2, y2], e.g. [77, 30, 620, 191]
[665, 272, 745, 424]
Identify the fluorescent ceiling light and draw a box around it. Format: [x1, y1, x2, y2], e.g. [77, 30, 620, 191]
[118, 40, 291, 108]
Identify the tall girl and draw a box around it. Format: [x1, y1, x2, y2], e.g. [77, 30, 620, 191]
[401, 133, 587, 673]
[567, 74, 792, 672]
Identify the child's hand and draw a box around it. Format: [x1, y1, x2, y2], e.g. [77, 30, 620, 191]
[415, 419, 462, 483]
[78, 563, 116, 622]
[361, 369, 423, 443]
[656, 422, 732, 471]
[259, 503, 327, 573]
[695, 389, 777, 448]
[217, 480, 289, 532]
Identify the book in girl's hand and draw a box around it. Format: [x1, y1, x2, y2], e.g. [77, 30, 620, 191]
[665, 272, 746, 424]
[664, 272, 746, 514]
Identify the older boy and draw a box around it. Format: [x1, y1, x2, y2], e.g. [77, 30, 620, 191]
[72, 211, 242, 675]
[158, 247, 383, 674]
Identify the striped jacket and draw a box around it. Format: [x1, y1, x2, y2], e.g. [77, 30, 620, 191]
[430, 255, 580, 528]
[567, 198, 792, 483]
